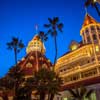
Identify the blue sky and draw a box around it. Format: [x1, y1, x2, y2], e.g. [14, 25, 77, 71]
[0, 0, 100, 77]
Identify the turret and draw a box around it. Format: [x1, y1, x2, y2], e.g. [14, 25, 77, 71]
[26, 34, 46, 54]
[80, 13, 100, 45]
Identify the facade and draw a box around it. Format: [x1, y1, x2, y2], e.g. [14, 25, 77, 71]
[18, 35, 52, 77]
[55, 13, 100, 100]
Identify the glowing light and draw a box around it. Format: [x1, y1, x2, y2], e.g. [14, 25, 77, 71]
[71, 45, 78, 51]
[96, 45, 99, 52]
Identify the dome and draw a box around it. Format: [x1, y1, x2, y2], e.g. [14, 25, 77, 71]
[82, 13, 97, 28]
[26, 34, 46, 54]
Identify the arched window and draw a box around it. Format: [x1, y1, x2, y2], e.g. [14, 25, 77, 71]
[93, 34, 97, 40]
[97, 26, 100, 33]
[87, 36, 91, 43]
[85, 28, 89, 35]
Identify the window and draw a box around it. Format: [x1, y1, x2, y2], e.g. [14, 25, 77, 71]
[33, 44, 36, 47]
[85, 29, 89, 35]
[71, 45, 78, 51]
[91, 26, 95, 31]
[97, 26, 100, 32]
[87, 36, 91, 43]
[34, 42, 36, 44]
[26, 62, 32, 68]
[93, 34, 97, 40]
[42, 64, 47, 68]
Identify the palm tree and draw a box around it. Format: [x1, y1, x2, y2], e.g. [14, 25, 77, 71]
[47, 71, 62, 100]
[7, 37, 24, 64]
[67, 86, 94, 100]
[44, 17, 63, 66]
[7, 65, 25, 100]
[33, 68, 49, 100]
[85, 0, 100, 16]
[0, 76, 15, 100]
[38, 31, 48, 42]
[25, 68, 62, 100]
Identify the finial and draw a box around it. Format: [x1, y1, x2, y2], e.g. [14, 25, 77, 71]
[85, 7, 88, 14]
[35, 24, 39, 33]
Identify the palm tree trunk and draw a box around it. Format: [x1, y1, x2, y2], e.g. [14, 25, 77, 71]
[48, 93, 50, 100]
[14, 48, 17, 65]
[54, 36, 57, 67]
[94, 3, 100, 16]
[40, 92, 45, 100]
[50, 94, 55, 100]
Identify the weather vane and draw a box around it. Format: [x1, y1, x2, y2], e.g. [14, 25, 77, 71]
[35, 24, 39, 33]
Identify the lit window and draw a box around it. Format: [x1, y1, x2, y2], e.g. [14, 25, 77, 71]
[96, 45, 99, 52]
[34, 42, 36, 44]
[26, 63, 32, 68]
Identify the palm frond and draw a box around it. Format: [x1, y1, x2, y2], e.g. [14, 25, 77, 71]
[53, 17, 59, 24]
[57, 23, 63, 32]
[47, 29, 52, 34]
[86, 89, 94, 98]
[48, 18, 52, 24]
[44, 24, 51, 28]
[68, 89, 77, 98]
[94, 3, 100, 16]
[80, 86, 87, 98]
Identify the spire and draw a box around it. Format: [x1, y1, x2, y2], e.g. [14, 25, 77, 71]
[82, 13, 97, 28]
[26, 34, 46, 54]
[85, 7, 88, 14]
[35, 24, 39, 33]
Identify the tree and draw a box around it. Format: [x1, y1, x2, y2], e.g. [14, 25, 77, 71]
[7, 65, 25, 100]
[85, 0, 100, 16]
[26, 68, 62, 100]
[47, 70, 62, 100]
[67, 86, 94, 100]
[7, 37, 24, 64]
[0, 75, 16, 100]
[44, 17, 63, 66]
[0, 77, 11, 100]
[38, 31, 48, 42]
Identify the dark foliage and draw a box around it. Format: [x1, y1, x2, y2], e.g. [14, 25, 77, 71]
[7, 37, 24, 64]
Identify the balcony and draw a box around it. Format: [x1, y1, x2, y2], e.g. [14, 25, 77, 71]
[61, 63, 100, 89]
[60, 61, 97, 76]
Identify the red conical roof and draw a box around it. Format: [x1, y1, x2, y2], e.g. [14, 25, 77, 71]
[18, 51, 52, 76]
[82, 13, 97, 27]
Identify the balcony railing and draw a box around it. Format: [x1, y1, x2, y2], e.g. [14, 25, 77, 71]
[59, 61, 100, 76]
[62, 65, 100, 86]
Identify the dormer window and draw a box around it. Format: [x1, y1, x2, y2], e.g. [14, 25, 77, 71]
[70, 41, 79, 51]
[71, 45, 78, 51]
